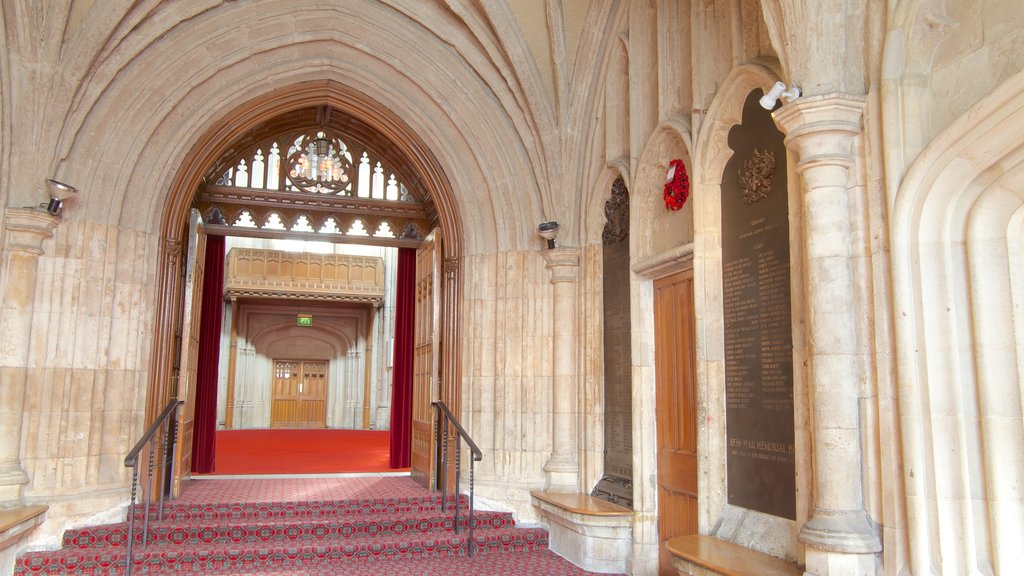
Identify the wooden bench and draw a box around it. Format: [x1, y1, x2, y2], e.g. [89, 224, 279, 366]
[0, 505, 48, 551]
[530, 491, 633, 518]
[530, 491, 632, 573]
[667, 535, 802, 576]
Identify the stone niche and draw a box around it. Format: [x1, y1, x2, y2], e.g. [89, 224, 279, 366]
[720, 90, 796, 520]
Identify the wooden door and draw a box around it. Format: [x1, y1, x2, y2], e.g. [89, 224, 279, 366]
[654, 269, 698, 575]
[410, 231, 440, 488]
[271, 360, 328, 428]
[172, 208, 206, 496]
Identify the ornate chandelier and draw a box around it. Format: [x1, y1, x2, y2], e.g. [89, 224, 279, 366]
[286, 131, 354, 194]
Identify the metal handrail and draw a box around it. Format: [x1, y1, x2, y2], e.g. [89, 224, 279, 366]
[123, 399, 183, 576]
[431, 400, 483, 556]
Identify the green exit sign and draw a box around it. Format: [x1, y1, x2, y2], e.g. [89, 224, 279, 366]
[297, 314, 313, 327]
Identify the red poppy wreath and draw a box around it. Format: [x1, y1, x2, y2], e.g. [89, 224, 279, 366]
[663, 159, 690, 211]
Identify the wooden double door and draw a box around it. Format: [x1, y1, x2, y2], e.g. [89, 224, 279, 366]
[271, 359, 328, 428]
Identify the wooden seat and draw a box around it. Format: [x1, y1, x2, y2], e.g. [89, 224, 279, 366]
[667, 535, 802, 576]
[529, 491, 632, 517]
[0, 505, 47, 551]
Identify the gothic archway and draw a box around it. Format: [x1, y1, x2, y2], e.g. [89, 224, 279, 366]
[147, 80, 463, 490]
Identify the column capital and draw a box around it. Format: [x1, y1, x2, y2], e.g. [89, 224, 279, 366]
[542, 247, 580, 284]
[3, 207, 60, 256]
[772, 93, 865, 172]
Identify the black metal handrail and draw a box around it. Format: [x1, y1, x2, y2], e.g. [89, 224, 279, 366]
[431, 400, 483, 556]
[123, 399, 183, 576]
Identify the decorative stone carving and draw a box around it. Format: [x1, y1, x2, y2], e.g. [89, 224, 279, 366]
[444, 256, 458, 279]
[602, 178, 629, 244]
[738, 148, 775, 205]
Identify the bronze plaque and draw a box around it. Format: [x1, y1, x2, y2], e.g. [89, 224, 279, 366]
[592, 181, 633, 508]
[720, 90, 796, 519]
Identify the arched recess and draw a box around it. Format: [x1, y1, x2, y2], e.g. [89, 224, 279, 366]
[624, 118, 695, 572]
[250, 320, 357, 430]
[146, 80, 463, 485]
[683, 63, 809, 558]
[891, 69, 1024, 576]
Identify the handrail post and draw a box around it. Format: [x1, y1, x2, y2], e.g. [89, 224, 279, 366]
[469, 458, 476, 557]
[454, 438, 462, 534]
[441, 416, 448, 513]
[431, 401, 483, 558]
[143, 443, 155, 547]
[123, 399, 182, 576]
[125, 464, 138, 576]
[158, 419, 168, 522]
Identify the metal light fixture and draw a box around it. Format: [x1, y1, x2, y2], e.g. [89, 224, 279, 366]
[759, 81, 802, 110]
[286, 131, 353, 194]
[45, 179, 78, 215]
[537, 221, 560, 249]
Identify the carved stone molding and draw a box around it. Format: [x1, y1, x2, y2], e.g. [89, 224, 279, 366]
[3, 208, 59, 256]
[444, 256, 459, 279]
[543, 247, 580, 284]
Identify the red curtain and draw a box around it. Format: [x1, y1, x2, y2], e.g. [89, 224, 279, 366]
[191, 234, 225, 474]
[389, 248, 416, 469]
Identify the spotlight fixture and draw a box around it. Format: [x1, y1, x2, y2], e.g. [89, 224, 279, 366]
[537, 221, 560, 249]
[45, 179, 78, 215]
[759, 81, 802, 110]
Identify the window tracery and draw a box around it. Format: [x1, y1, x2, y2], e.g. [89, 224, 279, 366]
[198, 121, 431, 245]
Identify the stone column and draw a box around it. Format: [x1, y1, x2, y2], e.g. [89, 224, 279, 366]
[0, 208, 59, 507]
[542, 247, 581, 492]
[773, 95, 881, 573]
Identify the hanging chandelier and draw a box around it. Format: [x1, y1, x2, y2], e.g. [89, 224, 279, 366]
[286, 131, 354, 194]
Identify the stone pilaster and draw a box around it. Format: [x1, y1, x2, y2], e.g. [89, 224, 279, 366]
[542, 247, 581, 492]
[0, 208, 59, 507]
[772, 95, 882, 573]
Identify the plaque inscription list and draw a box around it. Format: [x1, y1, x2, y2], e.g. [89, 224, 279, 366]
[720, 90, 796, 520]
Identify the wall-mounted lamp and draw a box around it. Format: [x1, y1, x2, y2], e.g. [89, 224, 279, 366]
[45, 179, 78, 215]
[759, 81, 802, 110]
[537, 221, 560, 249]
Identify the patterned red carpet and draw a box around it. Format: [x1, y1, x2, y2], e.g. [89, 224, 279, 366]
[16, 476, 624, 575]
[209, 429, 401, 475]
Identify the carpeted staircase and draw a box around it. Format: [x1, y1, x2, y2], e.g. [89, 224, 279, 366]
[14, 477, 611, 575]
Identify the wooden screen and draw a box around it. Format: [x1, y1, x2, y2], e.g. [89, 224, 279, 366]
[653, 269, 699, 575]
[271, 360, 328, 428]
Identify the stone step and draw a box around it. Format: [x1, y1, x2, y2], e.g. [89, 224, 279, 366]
[16, 526, 548, 575]
[130, 494, 468, 522]
[62, 509, 516, 549]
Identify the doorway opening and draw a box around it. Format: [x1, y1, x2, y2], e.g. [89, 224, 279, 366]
[148, 82, 463, 493]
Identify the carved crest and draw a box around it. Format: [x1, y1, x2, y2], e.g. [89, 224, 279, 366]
[602, 177, 629, 244]
[738, 148, 775, 205]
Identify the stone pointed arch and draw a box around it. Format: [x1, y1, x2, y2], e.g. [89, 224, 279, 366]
[145, 82, 464, 472]
[684, 63, 809, 560]
[891, 69, 1024, 576]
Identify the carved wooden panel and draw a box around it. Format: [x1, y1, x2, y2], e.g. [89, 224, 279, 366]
[224, 248, 385, 303]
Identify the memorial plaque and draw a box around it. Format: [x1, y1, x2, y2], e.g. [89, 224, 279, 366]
[720, 90, 796, 519]
[592, 179, 633, 508]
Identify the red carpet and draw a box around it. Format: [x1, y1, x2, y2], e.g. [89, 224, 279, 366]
[210, 429, 404, 475]
[17, 477, 623, 575]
